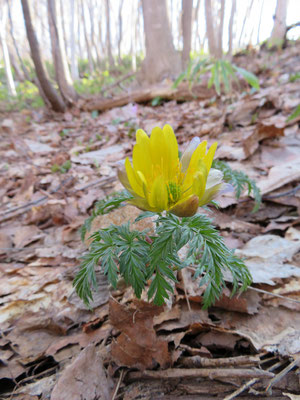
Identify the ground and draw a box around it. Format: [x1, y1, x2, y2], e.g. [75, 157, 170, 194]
[0, 43, 300, 399]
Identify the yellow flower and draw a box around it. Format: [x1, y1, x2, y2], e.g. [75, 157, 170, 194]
[118, 125, 223, 217]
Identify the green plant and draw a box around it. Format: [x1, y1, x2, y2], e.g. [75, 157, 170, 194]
[74, 212, 251, 308]
[173, 58, 260, 96]
[286, 104, 300, 122]
[51, 160, 72, 174]
[213, 160, 261, 212]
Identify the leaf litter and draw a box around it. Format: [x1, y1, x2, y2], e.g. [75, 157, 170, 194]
[0, 43, 300, 399]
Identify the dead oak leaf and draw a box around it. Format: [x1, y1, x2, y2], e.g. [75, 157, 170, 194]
[110, 299, 171, 370]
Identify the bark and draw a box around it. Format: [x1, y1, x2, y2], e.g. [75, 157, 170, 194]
[8, 48, 23, 81]
[182, 0, 193, 68]
[256, 0, 264, 44]
[0, 7, 17, 96]
[205, 0, 219, 58]
[141, 0, 181, 84]
[117, 0, 125, 64]
[7, 0, 31, 81]
[105, 0, 114, 68]
[83, 83, 215, 112]
[59, 0, 69, 60]
[81, 0, 94, 73]
[21, 0, 66, 112]
[228, 0, 236, 58]
[217, 0, 225, 58]
[70, 0, 79, 80]
[47, 0, 77, 105]
[238, 0, 254, 48]
[193, 0, 202, 51]
[88, 0, 101, 65]
[269, 0, 288, 46]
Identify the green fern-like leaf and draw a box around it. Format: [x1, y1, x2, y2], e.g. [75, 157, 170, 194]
[213, 160, 261, 212]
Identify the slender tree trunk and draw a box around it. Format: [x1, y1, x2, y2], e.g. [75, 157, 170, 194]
[217, 0, 225, 58]
[70, 0, 79, 80]
[193, 0, 201, 52]
[182, 0, 193, 68]
[0, 8, 17, 96]
[81, 0, 94, 73]
[205, 0, 219, 58]
[88, 0, 101, 66]
[7, 0, 31, 81]
[141, 0, 181, 84]
[21, 0, 66, 112]
[59, 0, 69, 60]
[227, 0, 236, 58]
[269, 0, 288, 46]
[238, 0, 254, 48]
[256, 0, 264, 44]
[130, 0, 136, 71]
[117, 0, 125, 64]
[8, 48, 23, 81]
[105, 0, 114, 68]
[47, 0, 77, 105]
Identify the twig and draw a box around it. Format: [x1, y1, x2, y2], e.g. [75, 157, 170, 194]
[126, 368, 274, 382]
[178, 354, 261, 368]
[68, 176, 114, 194]
[112, 369, 126, 400]
[100, 72, 135, 94]
[0, 176, 73, 218]
[266, 358, 300, 393]
[224, 360, 285, 400]
[246, 285, 300, 305]
[263, 183, 300, 200]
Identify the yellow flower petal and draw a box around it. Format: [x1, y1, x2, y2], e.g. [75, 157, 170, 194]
[163, 124, 178, 177]
[149, 175, 168, 211]
[192, 169, 207, 200]
[125, 157, 144, 197]
[203, 142, 218, 173]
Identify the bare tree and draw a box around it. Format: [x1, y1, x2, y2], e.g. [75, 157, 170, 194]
[81, 0, 94, 73]
[228, 0, 236, 58]
[269, 0, 289, 46]
[238, 0, 254, 49]
[256, 0, 264, 44]
[205, 0, 219, 58]
[21, 0, 66, 112]
[105, 0, 114, 68]
[141, 0, 181, 83]
[182, 0, 193, 68]
[88, 0, 101, 65]
[117, 0, 125, 64]
[217, 0, 225, 57]
[47, 0, 77, 105]
[0, 4, 16, 96]
[193, 0, 202, 51]
[70, 0, 79, 80]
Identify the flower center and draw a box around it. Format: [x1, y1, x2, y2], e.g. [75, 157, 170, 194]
[167, 181, 181, 204]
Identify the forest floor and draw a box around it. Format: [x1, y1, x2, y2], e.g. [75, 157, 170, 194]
[1, 42, 300, 400]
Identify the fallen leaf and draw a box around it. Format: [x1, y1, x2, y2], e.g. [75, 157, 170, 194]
[50, 344, 112, 400]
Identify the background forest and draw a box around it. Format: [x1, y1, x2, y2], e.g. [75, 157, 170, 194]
[1, 1, 300, 399]
[0, 0, 299, 111]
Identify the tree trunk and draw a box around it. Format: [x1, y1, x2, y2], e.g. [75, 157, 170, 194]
[59, 0, 69, 60]
[70, 0, 79, 80]
[0, 7, 17, 96]
[141, 0, 181, 84]
[193, 0, 202, 51]
[256, 0, 264, 44]
[7, 0, 31, 81]
[21, 0, 66, 112]
[227, 0, 236, 58]
[88, 0, 101, 66]
[238, 0, 254, 48]
[105, 0, 114, 68]
[217, 0, 225, 58]
[204, 0, 219, 58]
[8, 48, 24, 81]
[47, 0, 77, 105]
[81, 0, 94, 74]
[182, 0, 193, 68]
[117, 0, 125, 64]
[269, 0, 288, 46]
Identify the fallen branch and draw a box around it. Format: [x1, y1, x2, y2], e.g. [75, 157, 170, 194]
[127, 368, 274, 382]
[81, 83, 215, 112]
